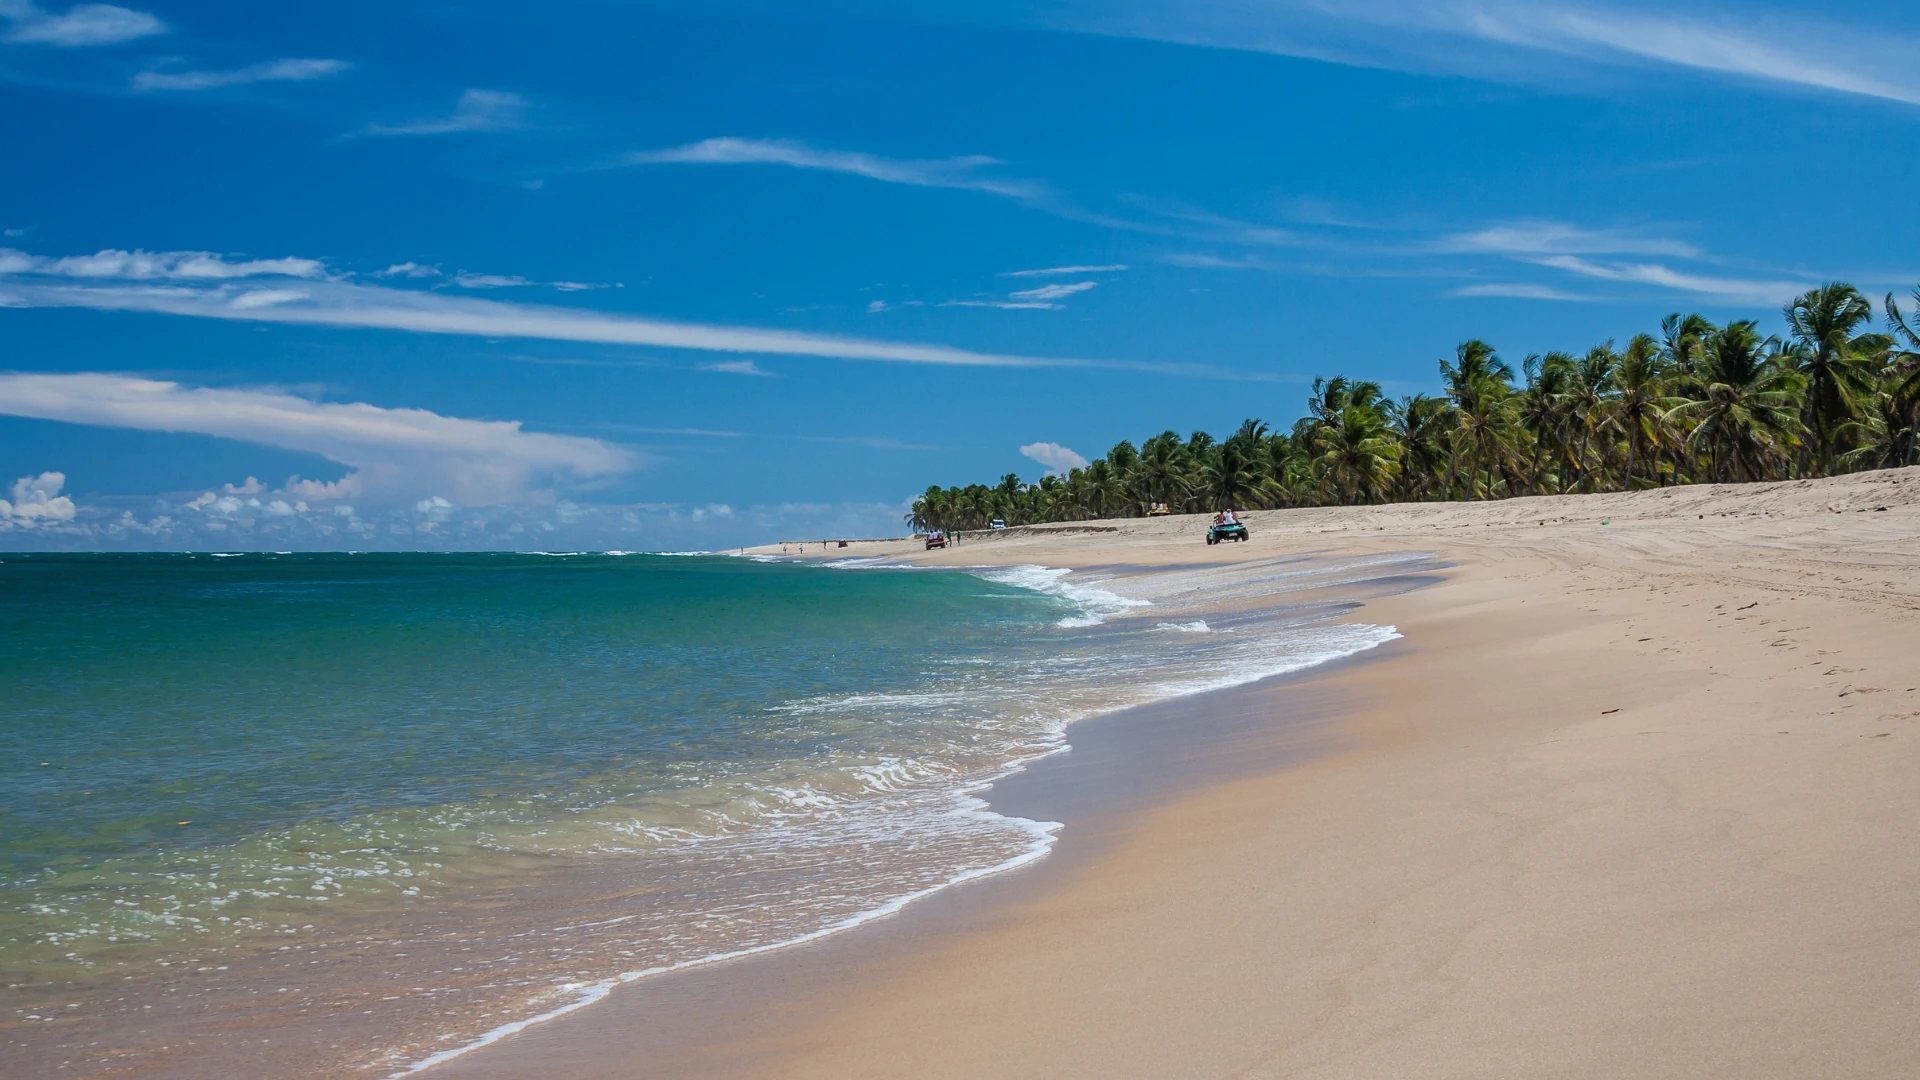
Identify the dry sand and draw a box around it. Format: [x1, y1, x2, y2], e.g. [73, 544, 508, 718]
[443, 469, 1920, 1079]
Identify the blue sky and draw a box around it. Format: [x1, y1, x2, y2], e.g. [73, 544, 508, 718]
[2, 0, 1917, 549]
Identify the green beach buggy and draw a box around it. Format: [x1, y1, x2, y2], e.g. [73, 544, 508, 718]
[1206, 521, 1249, 545]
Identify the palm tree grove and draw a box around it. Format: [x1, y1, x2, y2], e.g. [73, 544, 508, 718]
[908, 283, 1920, 533]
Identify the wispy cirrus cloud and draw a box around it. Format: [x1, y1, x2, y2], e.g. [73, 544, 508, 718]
[1013, 280, 1098, 303]
[1531, 254, 1811, 304]
[133, 57, 349, 92]
[1449, 282, 1598, 302]
[942, 280, 1100, 311]
[0, 246, 327, 279]
[1003, 264, 1129, 276]
[0, 245, 1109, 368]
[1442, 220, 1700, 258]
[618, 137, 1045, 199]
[0, 0, 162, 45]
[1052, 0, 1920, 107]
[700, 359, 771, 376]
[364, 89, 530, 136]
[453, 270, 611, 292]
[0, 372, 634, 506]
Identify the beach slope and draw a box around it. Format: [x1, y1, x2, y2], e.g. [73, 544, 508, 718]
[451, 470, 1920, 1079]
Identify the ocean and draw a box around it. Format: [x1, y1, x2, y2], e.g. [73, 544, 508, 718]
[1, 550, 1412, 1077]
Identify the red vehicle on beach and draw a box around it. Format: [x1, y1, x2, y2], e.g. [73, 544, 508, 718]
[924, 532, 947, 550]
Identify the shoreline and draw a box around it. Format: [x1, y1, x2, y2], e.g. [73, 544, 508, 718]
[425, 620, 1410, 1080]
[439, 469, 1920, 1078]
[401, 555, 1422, 1077]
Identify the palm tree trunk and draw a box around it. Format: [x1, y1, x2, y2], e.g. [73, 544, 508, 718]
[1623, 418, 1638, 490]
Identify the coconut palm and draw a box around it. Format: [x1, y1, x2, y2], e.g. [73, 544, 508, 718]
[1312, 394, 1399, 504]
[1439, 340, 1512, 498]
[1391, 395, 1452, 501]
[1783, 283, 1882, 475]
[1882, 287, 1920, 467]
[1262, 432, 1311, 507]
[1612, 333, 1674, 489]
[1135, 431, 1191, 512]
[1563, 344, 1619, 493]
[1516, 352, 1572, 494]
[1669, 320, 1805, 483]
[1202, 435, 1279, 510]
[1661, 312, 1714, 377]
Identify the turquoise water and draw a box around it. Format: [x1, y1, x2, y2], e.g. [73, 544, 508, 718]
[1, 550, 1407, 1077]
[2, 553, 1070, 960]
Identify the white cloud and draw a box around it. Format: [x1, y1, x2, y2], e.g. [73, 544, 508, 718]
[227, 287, 309, 309]
[0, 247, 1099, 366]
[377, 262, 440, 278]
[1444, 221, 1699, 257]
[133, 58, 349, 91]
[0, 472, 77, 527]
[1444, 2, 1920, 106]
[1019, 442, 1089, 475]
[942, 280, 1098, 312]
[619, 137, 1044, 200]
[866, 299, 890, 313]
[454, 272, 532, 289]
[1533, 254, 1810, 304]
[1449, 282, 1597, 301]
[939, 299, 1058, 310]
[1162, 252, 1274, 270]
[1, 1, 162, 46]
[1003, 264, 1129, 276]
[0, 246, 326, 280]
[0, 373, 635, 507]
[365, 89, 530, 136]
[700, 360, 771, 376]
[1010, 280, 1098, 303]
[1057, 1, 1920, 107]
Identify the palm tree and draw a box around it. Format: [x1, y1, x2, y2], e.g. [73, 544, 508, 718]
[1262, 432, 1311, 507]
[1882, 287, 1920, 467]
[1565, 344, 1619, 493]
[1439, 340, 1511, 498]
[1517, 353, 1572, 495]
[1202, 436, 1278, 510]
[1391, 395, 1452, 501]
[1660, 312, 1714, 378]
[1612, 334, 1674, 490]
[1135, 431, 1191, 512]
[1668, 320, 1805, 483]
[1313, 395, 1399, 504]
[1783, 283, 1881, 476]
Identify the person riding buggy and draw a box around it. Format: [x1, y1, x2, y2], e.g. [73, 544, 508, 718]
[1206, 508, 1249, 545]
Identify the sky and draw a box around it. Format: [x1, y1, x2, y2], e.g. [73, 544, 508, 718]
[2, 0, 1917, 550]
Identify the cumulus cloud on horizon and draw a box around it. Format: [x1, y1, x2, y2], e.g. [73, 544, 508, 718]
[0, 471, 77, 527]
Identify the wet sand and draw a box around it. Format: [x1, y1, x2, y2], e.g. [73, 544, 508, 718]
[436, 467, 1920, 1079]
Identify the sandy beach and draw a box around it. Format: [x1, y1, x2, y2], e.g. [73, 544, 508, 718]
[429, 467, 1920, 1079]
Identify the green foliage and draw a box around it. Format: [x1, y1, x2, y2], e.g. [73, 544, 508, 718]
[905, 286, 1920, 532]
